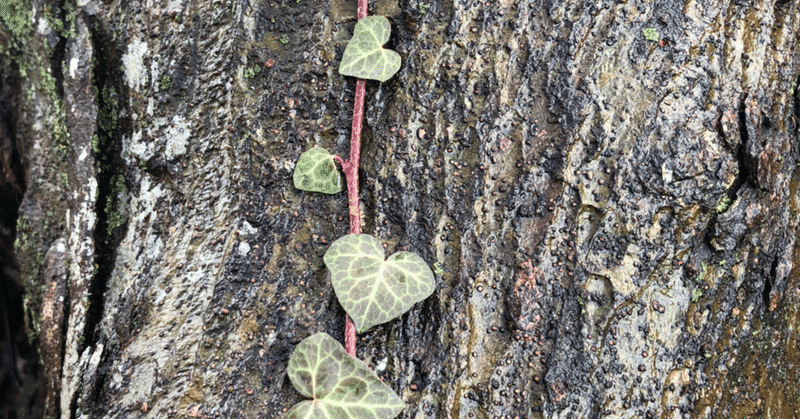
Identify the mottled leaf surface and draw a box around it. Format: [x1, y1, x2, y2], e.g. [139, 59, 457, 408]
[287, 333, 404, 419]
[338, 16, 401, 82]
[324, 234, 435, 333]
[293, 147, 344, 194]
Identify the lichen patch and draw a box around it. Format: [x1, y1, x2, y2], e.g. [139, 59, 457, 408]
[122, 38, 148, 92]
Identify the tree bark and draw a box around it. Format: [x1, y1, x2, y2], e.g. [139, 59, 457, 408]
[2, 0, 800, 418]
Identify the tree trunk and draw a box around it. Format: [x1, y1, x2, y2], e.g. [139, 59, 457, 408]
[2, 0, 800, 418]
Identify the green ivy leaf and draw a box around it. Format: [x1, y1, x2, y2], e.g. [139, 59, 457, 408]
[293, 147, 344, 194]
[287, 332, 404, 419]
[324, 234, 435, 333]
[642, 27, 659, 42]
[338, 16, 401, 83]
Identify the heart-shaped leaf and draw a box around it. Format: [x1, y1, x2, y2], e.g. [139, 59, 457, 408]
[338, 16, 401, 83]
[293, 147, 344, 194]
[324, 234, 435, 333]
[287, 332, 404, 419]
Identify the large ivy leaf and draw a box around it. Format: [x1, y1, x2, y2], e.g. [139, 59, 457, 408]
[293, 147, 344, 194]
[287, 332, 404, 419]
[323, 234, 435, 333]
[338, 16, 401, 83]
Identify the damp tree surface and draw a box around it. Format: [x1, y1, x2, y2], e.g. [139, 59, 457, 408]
[2, 0, 800, 418]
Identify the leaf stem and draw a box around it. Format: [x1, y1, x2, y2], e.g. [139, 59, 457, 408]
[340, 0, 369, 358]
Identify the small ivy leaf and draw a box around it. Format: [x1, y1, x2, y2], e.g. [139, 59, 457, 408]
[338, 16, 401, 83]
[293, 147, 344, 194]
[287, 333, 404, 419]
[642, 27, 659, 42]
[324, 234, 435, 333]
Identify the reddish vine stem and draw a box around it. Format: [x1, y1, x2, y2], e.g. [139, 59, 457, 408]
[338, 0, 369, 358]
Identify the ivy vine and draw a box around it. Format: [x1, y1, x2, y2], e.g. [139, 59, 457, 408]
[286, 3, 434, 418]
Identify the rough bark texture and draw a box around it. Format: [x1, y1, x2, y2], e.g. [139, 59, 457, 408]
[2, 0, 800, 418]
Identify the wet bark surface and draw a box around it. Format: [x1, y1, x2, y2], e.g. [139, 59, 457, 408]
[2, 0, 800, 418]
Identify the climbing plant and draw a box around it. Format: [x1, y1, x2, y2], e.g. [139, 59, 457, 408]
[286, 2, 435, 418]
